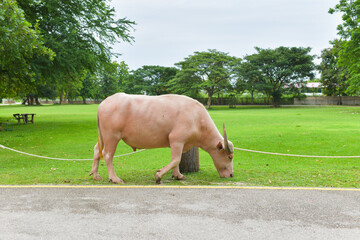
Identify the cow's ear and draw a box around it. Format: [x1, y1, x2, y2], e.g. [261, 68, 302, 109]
[216, 141, 223, 151]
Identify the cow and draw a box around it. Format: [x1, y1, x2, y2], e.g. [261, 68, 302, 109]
[90, 93, 234, 184]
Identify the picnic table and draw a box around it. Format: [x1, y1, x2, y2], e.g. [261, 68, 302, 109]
[13, 113, 36, 124]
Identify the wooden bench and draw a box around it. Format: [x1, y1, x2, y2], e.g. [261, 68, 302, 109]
[13, 114, 24, 124]
[13, 113, 36, 124]
[23, 113, 35, 124]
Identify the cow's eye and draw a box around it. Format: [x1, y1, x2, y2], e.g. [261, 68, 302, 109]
[228, 156, 233, 160]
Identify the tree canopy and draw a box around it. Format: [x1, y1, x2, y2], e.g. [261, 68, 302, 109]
[77, 61, 130, 103]
[0, 0, 54, 98]
[329, 0, 360, 95]
[1, 0, 135, 103]
[239, 46, 315, 106]
[234, 60, 267, 104]
[170, 49, 240, 108]
[318, 40, 349, 102]
[126, 66, 178, 95]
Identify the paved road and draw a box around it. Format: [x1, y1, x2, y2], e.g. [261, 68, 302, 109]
[1, 186, 359, 239]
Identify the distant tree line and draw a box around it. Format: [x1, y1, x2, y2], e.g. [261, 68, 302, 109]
[70, 47, 316, 108]
[1, 0, 359, 107]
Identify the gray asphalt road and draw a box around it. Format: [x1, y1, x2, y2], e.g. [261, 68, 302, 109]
[1, 186, 359, 240]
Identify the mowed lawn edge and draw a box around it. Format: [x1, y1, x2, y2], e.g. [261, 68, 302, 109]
[0, 104, 359, 187]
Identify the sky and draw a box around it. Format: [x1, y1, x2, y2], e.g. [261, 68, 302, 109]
[109, 0, 343, 70]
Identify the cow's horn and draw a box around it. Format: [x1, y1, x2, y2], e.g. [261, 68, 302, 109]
[223, 123, 233, 154]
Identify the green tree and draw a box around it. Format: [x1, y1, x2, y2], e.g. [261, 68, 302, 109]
[79, 72, 97, 104]
[101, 62, 125, 98]
[319, 40, 349, 104]
[170, 49, 239, 108]
[329, 0, 360, 95]
[127, 66, 178, 95]
[82, 61, 130, 101]
[235, 61, 267, 104]
[0, 0, 54, 98]
[17, 0, 135, 103]
[243, 47, 315, 106]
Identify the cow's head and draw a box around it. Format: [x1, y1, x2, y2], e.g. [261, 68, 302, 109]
[211, 123, 234, 178]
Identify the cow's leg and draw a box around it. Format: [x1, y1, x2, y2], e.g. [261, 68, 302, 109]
[155, 142, 183, 183]
[90, 143, 102, 181]
[103, 136, 124, 184]
[172, 165, 186, 181]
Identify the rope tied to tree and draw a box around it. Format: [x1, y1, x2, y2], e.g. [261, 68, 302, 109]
[233, 147, 360, 159]
[1, 143, 360, 161]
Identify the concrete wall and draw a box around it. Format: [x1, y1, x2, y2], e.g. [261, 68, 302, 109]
[295, 96, 360, 106]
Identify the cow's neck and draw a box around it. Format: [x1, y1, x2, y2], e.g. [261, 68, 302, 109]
[199, 126, 223, 154]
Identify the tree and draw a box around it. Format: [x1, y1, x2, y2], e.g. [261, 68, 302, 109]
[0, 0, 54, 98]
[235, 61, 267, 104]
[79, 72, 98, 104]
[329, 0, 360, 95]
[243, 47, 315, 106]
[17, 0, 135, 102]
[101, 61, 127, 98]
[170, 50, 239, 108]
[79, 61, 130, 102]
[319, 40, 349, 104]
[127, 66, 178, 95]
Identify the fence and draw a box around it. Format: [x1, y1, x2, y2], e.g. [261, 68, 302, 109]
[196, 97, 294, 106]
[294, 96, 360, 106]
[39, 97, 295, 106]
[39, 99, 101, 104]
[18, 96, 360, 106]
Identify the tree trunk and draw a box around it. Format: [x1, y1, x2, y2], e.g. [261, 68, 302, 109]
[59, 92, 64, 105]
[272, 90, 281, 107]
[22, 97, 28, 105]
[179, 147, 199, 173]
[29, 96, 34, 105]
[337, 95, 342, 105]
[35, 96, 41, 105]
[64, 92, 68, 105]
[206, 94, 213, 109]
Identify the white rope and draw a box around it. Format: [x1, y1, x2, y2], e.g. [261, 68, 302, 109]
[234, 147, 360, 158]
[1, 143, 359, 160]
[0, 144, 146, 161]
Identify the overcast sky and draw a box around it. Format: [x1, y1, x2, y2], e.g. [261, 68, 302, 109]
[109, 0, 343, 70]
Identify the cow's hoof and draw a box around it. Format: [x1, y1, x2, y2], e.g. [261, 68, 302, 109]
[109, 177, 124, 184]
[93, 175, 102, 181]
[90, 172, 102, 181]
[155, 172, 162, 184]
[173, 175, 186, 181]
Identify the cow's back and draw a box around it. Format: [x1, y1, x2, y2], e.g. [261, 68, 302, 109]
[97, 93, 210, 149]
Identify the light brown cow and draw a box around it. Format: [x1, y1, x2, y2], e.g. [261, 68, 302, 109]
[90, 93, 234, 184]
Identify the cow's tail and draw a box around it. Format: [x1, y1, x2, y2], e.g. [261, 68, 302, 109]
[97, 113, 104, 159]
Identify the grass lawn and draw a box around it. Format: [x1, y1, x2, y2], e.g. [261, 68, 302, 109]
[0, 104, 360, 188]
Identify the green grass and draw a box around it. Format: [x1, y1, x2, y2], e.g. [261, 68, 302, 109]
[1, 104, 360, 187]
